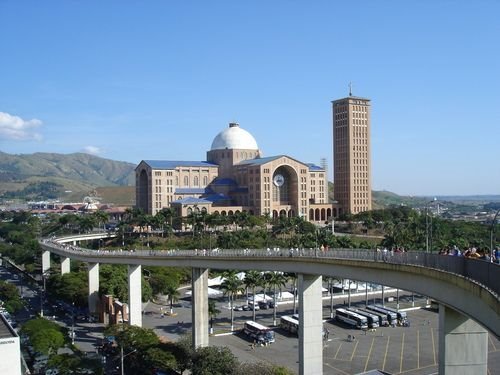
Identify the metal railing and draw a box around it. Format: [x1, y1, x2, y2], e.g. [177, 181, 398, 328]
[40, 239, 499, 297]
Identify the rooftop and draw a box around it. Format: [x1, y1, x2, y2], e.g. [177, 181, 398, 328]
[141, 160, 218, 169]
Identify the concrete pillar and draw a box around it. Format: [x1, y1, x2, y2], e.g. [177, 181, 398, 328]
[192, 268, 209, 348]
[42, 250, 51, 274]
[60, 257, 70, 275]
[299, 274, 323, 375]
[128, 264, 142, 327]
[439, 304, 488, 374]
[88, 263, 99, 315]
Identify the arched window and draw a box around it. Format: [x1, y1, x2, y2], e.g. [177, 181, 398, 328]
[194, 176, 199, 186]
[184, 176, 189, 186]
[203, 176, 208, 186]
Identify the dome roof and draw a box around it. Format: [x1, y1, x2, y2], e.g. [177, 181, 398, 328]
[210, 123, 259, 151]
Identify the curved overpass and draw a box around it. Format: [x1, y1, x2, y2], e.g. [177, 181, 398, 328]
[40, 237, 499, 338]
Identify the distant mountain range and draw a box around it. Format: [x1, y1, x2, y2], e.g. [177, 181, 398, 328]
[0, 151, 135, 202]
[1, 151, 498, 208]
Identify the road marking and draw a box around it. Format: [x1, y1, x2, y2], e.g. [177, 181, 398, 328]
[334, 343, 342, 359]
[324, 362, 350, 375]
[382, 335, 390, 371]
[431, 327, 436, 365]
[417, 330, 420, 369]
[400, 332, 405, 373]
[364, 337, 375, 372]
[350, 340, 359, 361]
[399, 364, 438, 373]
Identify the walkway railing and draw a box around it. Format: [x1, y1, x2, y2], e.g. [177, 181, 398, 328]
[40, 239, 500, 297]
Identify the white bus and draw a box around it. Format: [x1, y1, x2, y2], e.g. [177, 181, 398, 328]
[358, 308, 389, 327]
[280, 315, 299, 335]
[287, 314, 329, 340]
[243, 321, 275, 344]
[347, 308, 380, 329]
[335, 308, 369, 329]
[366, 305, 398, 325]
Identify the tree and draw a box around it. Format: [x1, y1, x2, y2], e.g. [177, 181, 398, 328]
[165, 283, 180, 315]
[21, 318, 66, 355]
[192, 346, 238, 375]
[266, 272, 288, 326]
[77, 215, 96, 233]
[143, 347, 177, 373]
[0, 280, 24, 313]
[220, 272, 244, 331]
[92, 210, 109, 231]
[105, 325, 163, 375]
[32, 329, 66, 355]
[208, 299, 220, 334]
[47, 272, 88, 307]
[244, 270, 261, 321]
[236, 362, 294, 375]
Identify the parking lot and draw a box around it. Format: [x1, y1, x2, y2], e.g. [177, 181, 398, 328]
[207, 306, 500, 375]
[142, 288, 500, 375]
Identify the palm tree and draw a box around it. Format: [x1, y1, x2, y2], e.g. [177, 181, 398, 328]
[208, 300, 220, 334]
[244, 270, 261, 321]
[92, 210, 109, 231]
[267, 272, 288, 326]
[220, 272, 244, 331]
[165, 284, 180, 315]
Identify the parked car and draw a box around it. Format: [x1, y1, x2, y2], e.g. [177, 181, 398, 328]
[248, 302, 260, 311]
[258, 301, 270, 310]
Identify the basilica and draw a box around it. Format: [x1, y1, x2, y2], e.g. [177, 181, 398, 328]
[135, 123, 334, 222]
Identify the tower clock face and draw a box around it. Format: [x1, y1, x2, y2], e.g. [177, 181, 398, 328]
[273, 174, 285, 187]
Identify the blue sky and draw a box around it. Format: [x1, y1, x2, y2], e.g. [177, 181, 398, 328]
[1, 1, 498, 196]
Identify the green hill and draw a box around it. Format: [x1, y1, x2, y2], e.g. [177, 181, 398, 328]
[0, 151, 135, 201]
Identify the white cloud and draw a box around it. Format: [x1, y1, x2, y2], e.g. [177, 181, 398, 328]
[82, 146, 102, 155]
[0, 111, 43, 141]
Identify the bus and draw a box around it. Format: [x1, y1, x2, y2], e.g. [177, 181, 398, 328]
[358, 308, 389, 327]
[288, 314, 329, 340]
[243, 321, 275, 344]
[377, 305, 409, 326]
[280, 315, 299, 336]
[347, 308, 379, 329]
[335, 308, 369, 329]
[366, 305, 398, 325]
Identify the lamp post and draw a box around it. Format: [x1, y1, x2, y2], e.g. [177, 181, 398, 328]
[121, 347, 137, 375]
[490, 209, 500, 262]
[71, 302, 75, 345]
[40, 271, 48, 317]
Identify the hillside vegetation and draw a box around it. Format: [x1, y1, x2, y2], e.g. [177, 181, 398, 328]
[0, 151, 135, 200]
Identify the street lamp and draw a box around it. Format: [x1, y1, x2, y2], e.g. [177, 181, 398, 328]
[71, 302, 75, 345]
[121, 347, 137, 375]
[40, 270, 49, 317]
[490, 209, 500, 262]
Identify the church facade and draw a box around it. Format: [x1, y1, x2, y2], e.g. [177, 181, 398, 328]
[135, 123, 334, 222]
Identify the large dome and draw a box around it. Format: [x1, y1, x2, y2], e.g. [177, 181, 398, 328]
[210, 123, 259, 151]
